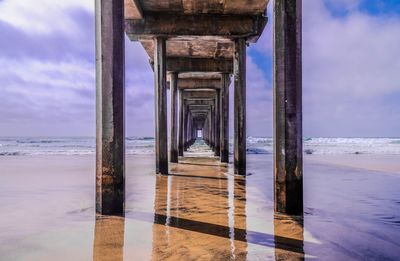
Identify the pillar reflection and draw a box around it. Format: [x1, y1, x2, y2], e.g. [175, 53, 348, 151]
[93, 215, 125, 261]
[231, 175, 248, 259]
[274, 214, 304, 261]
[151, 159, 248, 260]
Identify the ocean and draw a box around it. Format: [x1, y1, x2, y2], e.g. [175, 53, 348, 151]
[1, 136, 400, 156]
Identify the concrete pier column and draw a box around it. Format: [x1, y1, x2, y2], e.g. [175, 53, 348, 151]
[210, 105, 215, 151]
[178, 90, 184, 156]
[204, 116, 208, 145]
[183, 108, 188, 151]
[169, 72, 178, 163]
[154, 37, 168, 174]
[95, 0, 125, 215]
[234, 38, 247, 175]
[220, 73, 229, 163]
[215, 92, 221, 156]
[273, 0, 303, 215]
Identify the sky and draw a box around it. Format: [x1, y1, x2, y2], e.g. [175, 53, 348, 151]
[0, 0, 399, 138]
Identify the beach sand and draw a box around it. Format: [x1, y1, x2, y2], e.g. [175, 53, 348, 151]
[0, 154, 399, 260]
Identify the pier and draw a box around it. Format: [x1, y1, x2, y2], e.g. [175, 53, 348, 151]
[96, 0, 303, 217]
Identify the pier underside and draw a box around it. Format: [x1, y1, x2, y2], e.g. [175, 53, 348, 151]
[96, 0, 303, 218]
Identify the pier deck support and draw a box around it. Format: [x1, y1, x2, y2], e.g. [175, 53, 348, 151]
[95, 0, 125, 215]
[273, 0, 303, 215]
[210, 105, 215, 151]
[220, 73, 229, 163]
[215, 91, 221, 156]
[154, 37, 168, 174]
[184, 108, 188, 151]
[234, 38, 246, 175]
[169, 72, 178, 163]
[178, 90, 184, 156]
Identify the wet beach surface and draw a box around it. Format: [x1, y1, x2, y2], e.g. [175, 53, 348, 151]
[0, 152, 399, 260]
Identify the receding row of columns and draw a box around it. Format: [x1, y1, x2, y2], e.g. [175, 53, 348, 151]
[95, 0, 303, 216]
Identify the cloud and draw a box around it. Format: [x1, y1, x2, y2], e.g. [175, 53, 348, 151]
[0, 0, 93, 34]
[302, 0, 400, 137]
[0, 0, 154, 136]
[0, 0, 399, 137]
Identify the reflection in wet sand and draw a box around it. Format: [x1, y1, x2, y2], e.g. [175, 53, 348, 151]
[1, 154, 399, 259]
[151, 157, 238, 260]
[274, 214, 304, 260]
[92, 156, 308, 260]
[93, 215, 125, 261]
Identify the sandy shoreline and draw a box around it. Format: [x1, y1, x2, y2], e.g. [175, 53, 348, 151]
[0, 154, 399, 260]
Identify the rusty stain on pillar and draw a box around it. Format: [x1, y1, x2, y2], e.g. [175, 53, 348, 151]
[169, 72, 178, 163]
[154, 37, 168, 174]
[273, 0, 303, 215]
[234, 38, 246, 175]
[95, 0, 125, 215]
[220, 73, 230, 163]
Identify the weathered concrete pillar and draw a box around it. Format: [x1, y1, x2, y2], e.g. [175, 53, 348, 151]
[178, 90, 184, 156]
[204, 116, 208, 145]
[210, 105, 215, 151]
[220, 73, 230, 163]
[95, 0, 125, 215]
[169, 72, 178, 163]
[215, 91, 221, 157]
[234, 38, 246, 175]
[154, 37, 168, 174]
[183, 108, 188, 151]
[274, 0, 303, 215]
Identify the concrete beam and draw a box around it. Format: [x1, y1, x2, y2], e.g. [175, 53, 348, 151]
[166, 58, 233, 73]
[185, 99, 214, 105]
[183, 90, 216, 99]
[125, 14, 267, 42]
[178, 79, 221, 89]
[188, 105, 211, 111]
[273, 0, 303, 215]
[96, 0, 125, 215]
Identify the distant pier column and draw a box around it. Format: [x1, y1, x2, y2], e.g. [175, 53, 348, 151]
[178, 90, 184, 156]
[169, 72, 178, 163]
[215, 91, 221, 157]
[183, 108, 188, 151]
[95, 0, 125, 215]
[154, 37, 168, 174]
[220, 73, 229, 163]
[274, 0, 303, 215]
[210, 105, 215, 151]
[234, 38, 246, 175]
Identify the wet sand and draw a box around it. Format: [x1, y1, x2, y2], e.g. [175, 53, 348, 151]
[0, 153, 399, 260]
[308, 154, 400, 175]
